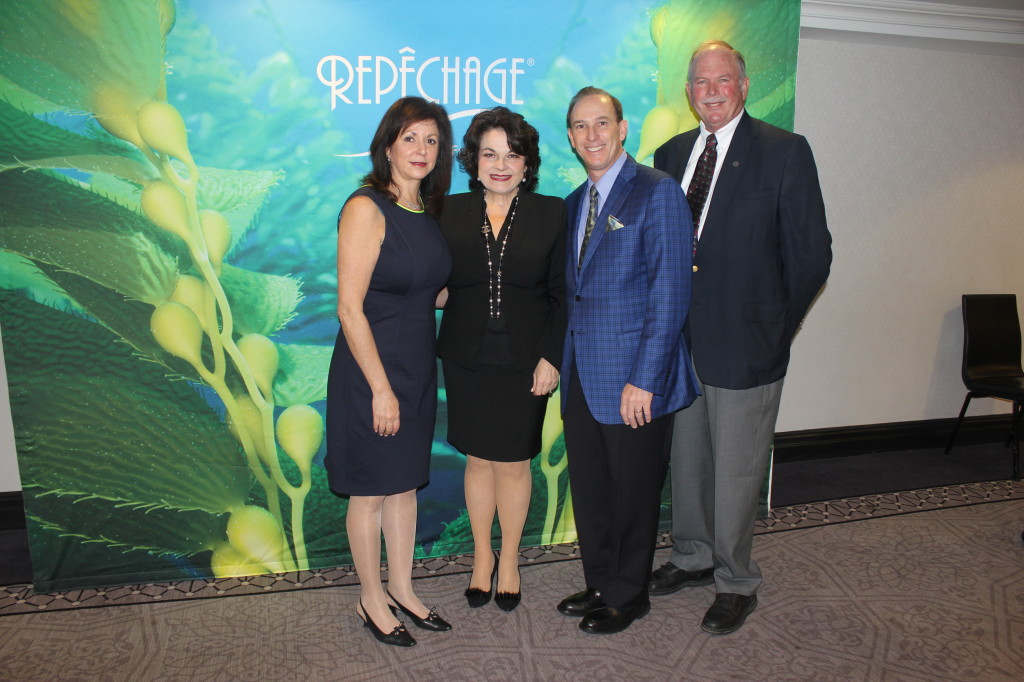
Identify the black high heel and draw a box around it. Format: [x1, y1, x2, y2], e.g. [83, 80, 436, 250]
[464, 551, 497, 608]
[357, 599, 416, 647]
[495, 589, 521, 612]
[386, 590, 452, 632]
[495, 554, 522, 612]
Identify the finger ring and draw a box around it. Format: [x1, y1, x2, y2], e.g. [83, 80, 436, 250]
[634, 408, 642, 412]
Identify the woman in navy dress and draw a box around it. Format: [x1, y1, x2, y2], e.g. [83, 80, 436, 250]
[326, 97, 453, 647]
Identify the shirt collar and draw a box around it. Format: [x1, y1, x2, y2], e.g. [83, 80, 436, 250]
[699, 110, 743, 147]
[586, 149, 629, 202]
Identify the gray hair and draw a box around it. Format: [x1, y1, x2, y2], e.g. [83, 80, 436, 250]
[687, 40, 747, 83]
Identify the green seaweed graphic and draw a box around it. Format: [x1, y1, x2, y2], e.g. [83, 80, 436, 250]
[0, 0, 330, 589]
[637, 0, 800, 161]
[0, 1, 791, 589]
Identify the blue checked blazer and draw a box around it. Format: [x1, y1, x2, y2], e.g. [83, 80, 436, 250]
[561, 154, 700, 424]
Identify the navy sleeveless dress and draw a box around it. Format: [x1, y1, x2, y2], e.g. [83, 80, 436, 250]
[326, 187, 452, 496]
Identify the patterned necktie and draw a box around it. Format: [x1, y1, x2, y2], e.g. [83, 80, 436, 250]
[578, 184, 599, 269]
[686, 133, 717, 253]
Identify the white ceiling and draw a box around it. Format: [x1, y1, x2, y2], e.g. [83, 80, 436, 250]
[801, 0, 1024, 54]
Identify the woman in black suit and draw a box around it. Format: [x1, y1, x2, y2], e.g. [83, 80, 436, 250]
[437, 107, 566, 611]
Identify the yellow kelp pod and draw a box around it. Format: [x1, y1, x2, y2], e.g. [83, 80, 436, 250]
[650, 5, 669, 49]
[226, 505, 285, 566]
[237, 334, 279, 399]
[276, 405, 324, 476]
[151, 301, 203, 367]
[169, 275, 212, 332]
[138, 100, 195, 167]
[210, 543, 265, 578]
[141, 180, 192, 242]
[637, 104, 681, 162]
[199, 209, 232, 272]
[92, 85, 146, 151]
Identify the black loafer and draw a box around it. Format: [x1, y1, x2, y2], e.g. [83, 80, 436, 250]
[579, 600, 650, 635]
[556, 587, 605, 617]
[701, 593, 757, 635]
[649, 562, 715, 596]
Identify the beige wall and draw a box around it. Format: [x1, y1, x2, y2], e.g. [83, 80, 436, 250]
[780, 32, 1024, 431]
[0, 331, 19, 491]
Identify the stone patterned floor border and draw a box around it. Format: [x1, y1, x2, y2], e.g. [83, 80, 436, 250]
[2, 478, 1021, 617]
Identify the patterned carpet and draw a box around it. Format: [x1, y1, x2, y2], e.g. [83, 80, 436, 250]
[0, 480, 1022, 681]
[1, 479, 1021, 617]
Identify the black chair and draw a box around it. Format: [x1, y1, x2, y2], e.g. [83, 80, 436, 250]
[945, 294, 1024, 480]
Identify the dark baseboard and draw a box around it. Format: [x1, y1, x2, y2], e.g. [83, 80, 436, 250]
[773, 414, 1014, 463]
[0, 491, 26, 532]
[0, 415, 1013, 531]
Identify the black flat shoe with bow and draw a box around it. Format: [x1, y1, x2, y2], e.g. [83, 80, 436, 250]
[357, 600, 416, 647]
[387, 590, 453, 632]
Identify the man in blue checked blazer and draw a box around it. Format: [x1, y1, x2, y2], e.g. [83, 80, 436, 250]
[555, 87, 699, 635]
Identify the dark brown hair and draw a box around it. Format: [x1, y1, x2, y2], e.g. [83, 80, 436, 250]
[456, 107, 540, 192]
[565, 86, 624, 128]
[361, 97, 453, 216]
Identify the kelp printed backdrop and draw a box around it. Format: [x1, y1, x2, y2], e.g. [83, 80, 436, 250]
[0, 0, 799, 591]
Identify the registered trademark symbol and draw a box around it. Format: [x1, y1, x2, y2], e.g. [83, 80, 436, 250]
[527, 58, 535, 67]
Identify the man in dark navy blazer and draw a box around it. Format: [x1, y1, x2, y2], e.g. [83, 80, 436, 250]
[557, 86, 699, 635]
[650, 41, 832, 635]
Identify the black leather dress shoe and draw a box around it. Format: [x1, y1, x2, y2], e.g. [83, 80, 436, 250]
[579, 600, 650, 635]
[701, 593, 757, 635]
[649, 562, 715, 596]
[556, 587, 605, 617]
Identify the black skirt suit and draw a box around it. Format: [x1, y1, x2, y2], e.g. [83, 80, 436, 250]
[438, 191, 567, 461]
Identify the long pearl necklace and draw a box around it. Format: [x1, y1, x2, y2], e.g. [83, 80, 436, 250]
[481, 193, 519, 319]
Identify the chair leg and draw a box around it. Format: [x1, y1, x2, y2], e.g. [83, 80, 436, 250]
[945, 394, 973, 454]
[1011, 400, 1021, 481]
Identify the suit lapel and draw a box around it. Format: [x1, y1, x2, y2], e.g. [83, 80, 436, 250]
[578, 154, 636, 275]
[671, 130, 700, 181]
[701, 112, 753, 240]
[566, 185, 585, 283]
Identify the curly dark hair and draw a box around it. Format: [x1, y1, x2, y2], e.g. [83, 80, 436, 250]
[361, 97, 453, 217]
[456, 107, 540, 192]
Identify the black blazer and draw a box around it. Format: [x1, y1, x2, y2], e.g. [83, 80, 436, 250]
[437, 191, 567, 371]
[654, 112, 832, 390]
